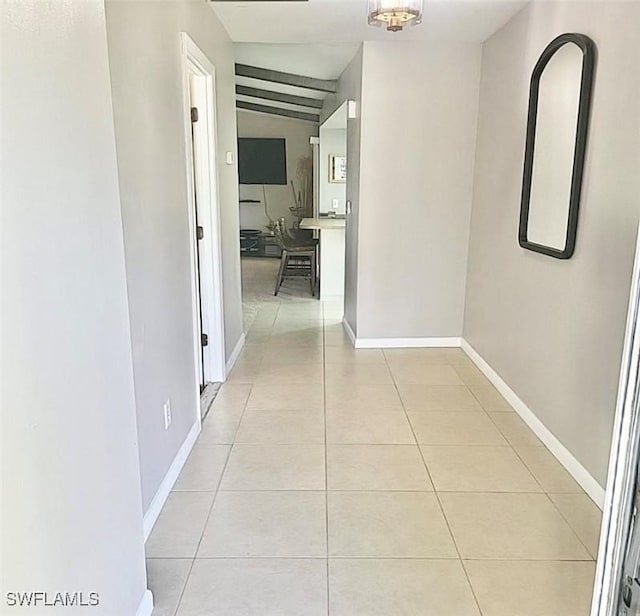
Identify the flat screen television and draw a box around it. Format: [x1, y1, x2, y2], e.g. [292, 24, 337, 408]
[238, 138, 287, 185]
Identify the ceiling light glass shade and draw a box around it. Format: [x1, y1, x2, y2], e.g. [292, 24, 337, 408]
[367, 0, 423, 32]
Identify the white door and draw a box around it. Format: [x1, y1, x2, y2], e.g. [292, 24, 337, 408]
[181, 33, 226, 411]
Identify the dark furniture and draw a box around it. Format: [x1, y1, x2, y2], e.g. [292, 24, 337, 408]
[272, 219, 317, 296]
[239, 229, 262, 256]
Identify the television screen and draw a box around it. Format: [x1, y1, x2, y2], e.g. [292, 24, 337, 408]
[238, 138, 287, 185]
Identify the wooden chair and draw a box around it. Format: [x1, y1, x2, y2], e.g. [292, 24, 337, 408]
[272, 219, 317, 296]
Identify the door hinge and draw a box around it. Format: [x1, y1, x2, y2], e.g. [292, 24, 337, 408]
[196, 225, 204, 240]
[191, 107, 199, 123]
[201, 333, 209, 347]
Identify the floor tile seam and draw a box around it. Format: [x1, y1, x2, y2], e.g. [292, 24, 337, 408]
[184, 487, 576, 494]
[326, 440, 511, 446]
[322, 313, 330, 616]
[418, 443, 524, 449]
[170, 375, 255, 615]
[458, 556, 598, 563]
[188, 378, 254, 559]
[149, 555, 597, 562]
[187, 554, 464, 561]
[540, 490, 599, 560]
[170, 440, 234, 616]
[418, 443, 548, 492]
[485, 413, 549, 495]
[461, 376, 512, 415]
[151, 555, 596, 562]
[383, 351, 485, 616]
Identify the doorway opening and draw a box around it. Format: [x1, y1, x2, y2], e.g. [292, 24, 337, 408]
[180, 33, 226, 419]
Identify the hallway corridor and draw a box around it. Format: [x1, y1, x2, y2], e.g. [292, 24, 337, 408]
[146, 295, 601, 615]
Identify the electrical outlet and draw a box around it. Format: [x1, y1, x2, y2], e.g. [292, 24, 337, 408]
[163, 400, 172, 430]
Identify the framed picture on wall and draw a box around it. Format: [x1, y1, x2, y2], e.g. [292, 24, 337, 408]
[329, 154, 347, 183]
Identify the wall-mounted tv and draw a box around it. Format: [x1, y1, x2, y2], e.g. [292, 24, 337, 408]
[238, 138, 287, 185]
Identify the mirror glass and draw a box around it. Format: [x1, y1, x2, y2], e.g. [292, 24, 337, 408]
[319, 101, 347, 216]
[519, 33, 595, 260]
[527, 42, 583, 250]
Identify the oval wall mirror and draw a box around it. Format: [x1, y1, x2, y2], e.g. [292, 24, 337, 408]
[519, 33, 596, 259]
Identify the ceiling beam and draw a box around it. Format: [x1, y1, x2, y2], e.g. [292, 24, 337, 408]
[236, 85, 324, 110]
[235, 63, 337, 94]
[237, 100, 319, 123]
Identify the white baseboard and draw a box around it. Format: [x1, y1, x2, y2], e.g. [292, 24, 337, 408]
[143, 421, 200, 541]
[461, 339, 605, 509]
[136, 590, 154, 616]
[342, 318, 356, 345]
[355, 336, 462, 349]
[341, 320, 461, 349]
[225, 332, 246, 376]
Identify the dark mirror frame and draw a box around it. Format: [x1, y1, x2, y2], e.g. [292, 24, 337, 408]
[519, 33, 596, 260]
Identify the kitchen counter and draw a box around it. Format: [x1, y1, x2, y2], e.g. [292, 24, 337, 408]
[299, 218, 345, 300]
[299, 217, 346, 231]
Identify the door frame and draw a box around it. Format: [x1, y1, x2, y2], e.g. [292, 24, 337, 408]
[592, 225, 640, 615]
[180, 32, 226, 412]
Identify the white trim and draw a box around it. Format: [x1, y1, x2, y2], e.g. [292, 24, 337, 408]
[342, 318, 356, 346]
[180, 32, 226, 399]
[136, 590, 154, 616]
[341, 320, 461, 349]
[225, 332, 246, 375]
[354, 336, 462, 349]
[590, 223, 640, 616]
[143, 422, 200, 542]
[461, 339, 605, 508]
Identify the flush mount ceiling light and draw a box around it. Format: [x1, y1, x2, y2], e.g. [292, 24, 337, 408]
[367, 0, 423, 32]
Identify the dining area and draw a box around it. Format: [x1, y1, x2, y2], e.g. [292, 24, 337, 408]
[268, 216, 346, 301]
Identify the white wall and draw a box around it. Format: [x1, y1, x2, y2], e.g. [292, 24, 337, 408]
[319, 128, 347, 215]
[355, 41, 482, 340]
[104, 0, 243, 513]
[237, 110, 318, 230]
[1, 1, 148, 613]
[464, 0, 640, 487]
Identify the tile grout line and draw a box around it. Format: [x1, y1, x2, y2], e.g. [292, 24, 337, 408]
[385, 349, 486, 616]
[457, 361, 597, 560]
[170, 382, 254, 616]
[322, 302, 330, 616]
[458, 362, 549, 494]
[542, 492, 598, 561]
[455, 359, 598, 566]
[149, 555, 594, 562]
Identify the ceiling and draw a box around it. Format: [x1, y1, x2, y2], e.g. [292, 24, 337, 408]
[234, 43, 361, 80]
[233, 44, 356, 124]
[211, 0, 528, 45]
[216, 0, 528, 124]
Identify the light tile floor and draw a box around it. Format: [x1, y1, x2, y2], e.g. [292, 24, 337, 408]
[147, 259, 601, 616]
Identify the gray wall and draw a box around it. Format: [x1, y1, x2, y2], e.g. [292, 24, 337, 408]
[356, 42, 481, 339]
[464, 0, 640, 487]
[237, 110, 318, 230]
[1, 1, 148, 612]
[105, 0, 243, 512]
[323, 47, 364, 334]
